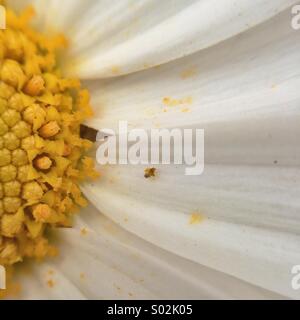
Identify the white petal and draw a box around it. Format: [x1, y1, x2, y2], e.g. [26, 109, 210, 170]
[6, 0, 300, 299]
[8, 0, 297, 78]
[86, 7, 300, 166]
[70, 0, 297, 78]
[82, 164, 300, 299]
[81, 7, 300, 298]
[15, 205, 284, 300]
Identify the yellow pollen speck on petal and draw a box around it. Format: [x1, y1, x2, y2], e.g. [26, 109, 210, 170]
[111, 65, 121, 75]
[80, 272, 85, 280]
[189, 213, 205, 225]
[181, 108, 190, 113]
[47, 279, 55, 288]
[162, 96, 193, 107]
[180, 67, 197, 79]
[80, 227, 88, 236]
[142, 61, 155, 69]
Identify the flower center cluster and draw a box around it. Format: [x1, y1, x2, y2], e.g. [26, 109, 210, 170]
[0, 6, 98, 278]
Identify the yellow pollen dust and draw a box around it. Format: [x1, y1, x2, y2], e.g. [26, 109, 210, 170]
[162, 96, 193, 107]
[80, 227, 88, 236]
[0, 4, 98, 295]
[189, 213, 205, 225]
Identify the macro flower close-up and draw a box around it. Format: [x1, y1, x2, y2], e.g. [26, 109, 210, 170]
[0, 0, 300, 301]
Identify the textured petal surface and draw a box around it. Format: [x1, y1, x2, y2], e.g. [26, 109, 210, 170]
[8, 0, 298, 78]
[70, 0, 297, 78]
[15, 206, 283, 300]
[83, 163, 300, 299]
[81, 6, 300, 299]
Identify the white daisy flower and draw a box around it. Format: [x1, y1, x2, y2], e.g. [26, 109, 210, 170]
[1, 0, 299, 299]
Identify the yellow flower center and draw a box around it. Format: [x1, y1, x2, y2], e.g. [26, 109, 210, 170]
[0, 5, 98, 293]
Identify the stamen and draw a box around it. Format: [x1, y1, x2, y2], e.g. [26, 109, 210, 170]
[39, 121, 60, 138]
[33, 154, 53, 171]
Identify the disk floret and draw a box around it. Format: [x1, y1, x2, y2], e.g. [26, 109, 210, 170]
[0, 6, 98, 268]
